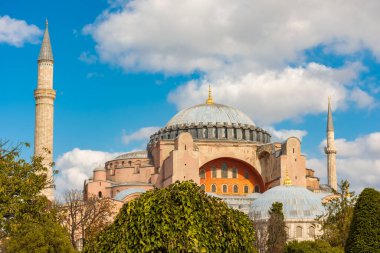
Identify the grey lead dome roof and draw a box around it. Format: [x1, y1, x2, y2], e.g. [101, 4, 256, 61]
[114, 150, 147, 160]
[166, 103, 255, 127]
[249, 186, 326, 220]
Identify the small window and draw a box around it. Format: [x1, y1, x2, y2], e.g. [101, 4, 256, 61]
[244, 185, 249, 193]
[212, 166, 217, 178]
[110, 169, 115, 176]
[221, 163, 228, 178]
[254, 185, 260, 193]
[211, 184, 217, 193]
[233, 185, 238, 193]
[232, 168, 238, 178]
[199, 169, 206, 179]
[296, 226, 303, 238]
[308, 226, 315, 238]
[200, 184, 205, 191]
[222, 184, 228, 193]
[98, 191, 103, 198]
[244, 170, 249, 179]
[128, 161, 132, 166]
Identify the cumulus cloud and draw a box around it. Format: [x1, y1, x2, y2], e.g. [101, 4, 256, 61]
[168, 63, 370, 125]
[0, 15, 42, 47]
[84, 0, 380, 74]
[308, 132, 380, 192]
[122, 126, 160, 145]
[79, 51, 98, 64]
[267, 127, 307, 142]
[55, 148, 121, 197]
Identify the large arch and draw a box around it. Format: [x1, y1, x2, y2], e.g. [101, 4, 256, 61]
[199, 157, 265, 195]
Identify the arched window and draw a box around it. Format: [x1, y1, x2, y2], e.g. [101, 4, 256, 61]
[296, 226, 303, 238]
[244, 169, 249, 179]
[199, 169, 206, 179]
[222, 184, 228, 193]
[98, 191, 103, 198]
[254, 185, 260, 193]
[212, 166, 217, 178]
[244, 185, 249, 193]
[200, 184, 205, 191]
[221, 163, 228, 178]
[308, 226, 315, 238]
[211, 184, 217, 193]
[233, 185, 238, 193]
[232, 168, 238, 178]
[128, 161, 132, 166]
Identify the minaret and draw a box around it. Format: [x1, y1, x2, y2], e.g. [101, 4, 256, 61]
[34, 19, 56, 201]
[324, 97, 337, 191]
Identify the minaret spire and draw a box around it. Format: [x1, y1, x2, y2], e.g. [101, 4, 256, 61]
[205, 85, 214, 105]
[34, 20, 56, 201]
[38, 18, 54, 62]
[324, 96, 337, 191]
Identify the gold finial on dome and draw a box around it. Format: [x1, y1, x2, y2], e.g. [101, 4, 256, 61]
[283, 168, 293, 186]
[205, 85, 214, 105]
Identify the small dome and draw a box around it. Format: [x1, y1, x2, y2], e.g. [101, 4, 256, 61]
[114, 150, 147, 160]
[166, 103, 255, 127]
[114, 188, 147, 201]
[249, 186, 325, 220]
[93, 166, 105, 172]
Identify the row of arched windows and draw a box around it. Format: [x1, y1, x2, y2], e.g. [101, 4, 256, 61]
[201, 184, 260, 194]
[199, 164, 251, 179]
[286, 226, 315, 238]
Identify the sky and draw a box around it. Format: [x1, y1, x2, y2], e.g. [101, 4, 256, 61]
[1, 0, 379, 197]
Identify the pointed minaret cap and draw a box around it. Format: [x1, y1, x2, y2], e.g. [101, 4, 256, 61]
[205, 85, 214, 105]
[327, 96, 334, 132]
[38, 19, 54, 62]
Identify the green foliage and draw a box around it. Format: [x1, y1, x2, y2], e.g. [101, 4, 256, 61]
[267, 202, 287, 253]
[4, 218, 75, 253]
[0, 142, 51, 238]
[84, 181, 256, 252]
[345, 188, 380, 253]
[284, 240, 343, 253]
[318, 180, 356, 248]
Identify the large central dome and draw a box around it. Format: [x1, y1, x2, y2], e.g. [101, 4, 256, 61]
[166, 103, 255, 127]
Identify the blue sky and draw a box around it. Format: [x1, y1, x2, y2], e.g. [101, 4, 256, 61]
[1, 0, 379, 195]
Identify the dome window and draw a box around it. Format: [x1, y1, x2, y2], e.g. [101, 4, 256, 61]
[244, 185, 249, 194]
[200, 184, 205, 191]
[211, 166, 217, 178]
[232, 168, 238, 178]
[222, 184, 228, 193]
[211, 184, 217, 193]
[221, 163, 228, 178]
[233, 185, 238, 193]
[199, 169, 206, 179]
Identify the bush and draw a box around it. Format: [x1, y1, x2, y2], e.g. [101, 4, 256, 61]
[84, 181, 256, 252]
[345, 188, 380, 253]
[284, 240, 343, 253]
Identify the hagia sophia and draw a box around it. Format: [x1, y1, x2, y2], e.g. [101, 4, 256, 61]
[34, 22, 337, 242]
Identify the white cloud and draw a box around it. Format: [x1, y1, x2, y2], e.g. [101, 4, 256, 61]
[0, 15, 42, 47]
[54, 148, 120, 197]
[79, 51, 98, 64]
[267, 127, 307, 142]
[122, 126, 160, 145]
[168, 63, 369, 125]
[349, 87, 376, 109]
[309, 132, 380, 193]
[84, 0, 380, 74]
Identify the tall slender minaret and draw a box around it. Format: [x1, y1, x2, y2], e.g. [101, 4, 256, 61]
[324, 97, 337, 191]
[34, 19, 56, 201]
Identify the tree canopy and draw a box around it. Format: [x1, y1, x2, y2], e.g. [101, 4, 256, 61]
[284, 240, 343, 253]
[0, 142, 74, 252]
[84, 181, 256, 252]
[345, 188, 380, 253]
[266, 202, 287, 253]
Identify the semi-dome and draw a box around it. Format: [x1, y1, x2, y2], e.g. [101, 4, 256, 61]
[114, 150, 148, 160]
[249, 186, 325, 220]
[166, 103, 255, 127]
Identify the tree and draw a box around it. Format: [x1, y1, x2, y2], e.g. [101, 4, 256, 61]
[345, 188, 380, 253]
[317, 180, 356, 248]
[284, 240, 343, 253]
[58, 189, 115, 250]
[84, 181, 257, 252]
[0, 142, 52, 238]
[4, 218, 75, 253]
[0, 141, 75, 252]
[266, 202, 287, 253]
